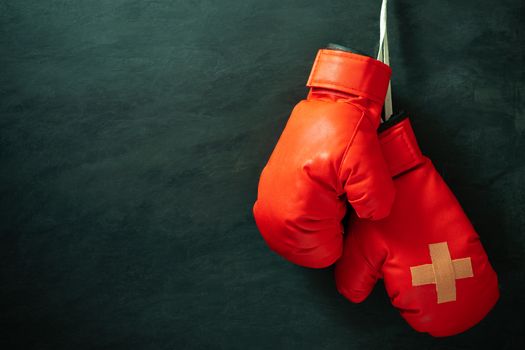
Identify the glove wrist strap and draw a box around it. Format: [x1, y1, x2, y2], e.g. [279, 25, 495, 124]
[306, 49, 392, 104]
[379, 116, 425, 177]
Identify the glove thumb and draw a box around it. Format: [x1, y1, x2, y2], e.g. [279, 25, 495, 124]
[335, 228, 383, 303]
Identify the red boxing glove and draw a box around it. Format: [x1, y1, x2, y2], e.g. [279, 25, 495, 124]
[335, 115, 499, 336]
[253, 47, 395, 268]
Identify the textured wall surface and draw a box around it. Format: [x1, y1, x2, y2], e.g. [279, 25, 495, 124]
[1, 0, 524, 349]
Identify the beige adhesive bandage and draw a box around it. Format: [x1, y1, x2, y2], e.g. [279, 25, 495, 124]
[410, 242, 474, 304]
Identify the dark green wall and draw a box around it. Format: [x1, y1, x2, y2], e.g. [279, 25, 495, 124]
[1, 0, 523, 349]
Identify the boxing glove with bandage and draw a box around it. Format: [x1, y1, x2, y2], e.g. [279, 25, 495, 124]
[335, 114, 499, 336]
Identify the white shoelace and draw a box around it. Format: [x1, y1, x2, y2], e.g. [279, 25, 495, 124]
[376, 0, 393, 121]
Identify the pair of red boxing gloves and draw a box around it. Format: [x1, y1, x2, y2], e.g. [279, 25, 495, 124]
[253, 46, 499, 337]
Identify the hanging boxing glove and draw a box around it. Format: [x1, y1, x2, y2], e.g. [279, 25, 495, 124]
[335, 114, 499, 336]
[253, 46, 395, 268]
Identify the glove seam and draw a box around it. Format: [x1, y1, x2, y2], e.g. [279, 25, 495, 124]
[353, 232, 382, 276]
[337, 110, 366, 184]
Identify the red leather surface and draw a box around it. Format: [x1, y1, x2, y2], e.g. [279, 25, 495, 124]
[335, 117, 499, 336]
[253, 49, 395, 268]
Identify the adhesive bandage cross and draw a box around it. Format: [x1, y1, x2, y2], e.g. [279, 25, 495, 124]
[410, 242, 474, 304]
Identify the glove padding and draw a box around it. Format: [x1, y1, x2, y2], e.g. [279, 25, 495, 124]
[254, 48, 395, 268]
[335, 115, 499, 336]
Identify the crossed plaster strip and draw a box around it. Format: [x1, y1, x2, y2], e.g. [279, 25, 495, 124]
[410, 242, 474, 304]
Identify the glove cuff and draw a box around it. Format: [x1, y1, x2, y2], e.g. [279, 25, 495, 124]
[378, 115, 425, 177]
[306, 49, 392, 104]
